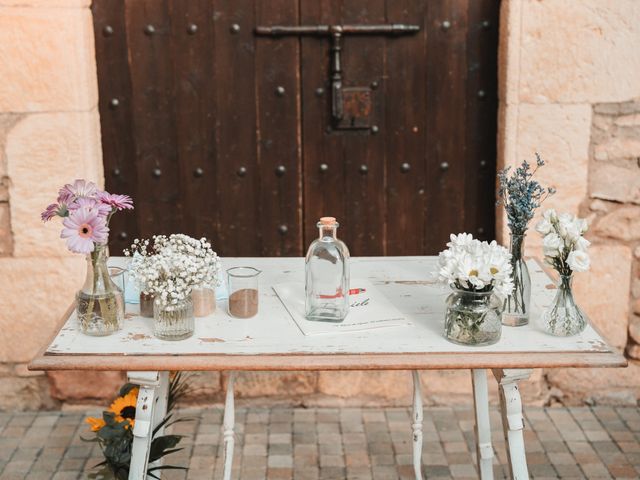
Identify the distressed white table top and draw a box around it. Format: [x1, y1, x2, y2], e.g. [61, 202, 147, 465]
[31, 257, 625, 371]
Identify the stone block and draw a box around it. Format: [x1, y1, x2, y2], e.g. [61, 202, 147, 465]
[226, 372, 317, 398]
[590, 160, 640, 205]
[6, 112, 103, 257]
[519, 0, 640, 103]
[573, 244, 632, 348]
[180, 371, 221, 401]
[317, 371, 412, 401]
[0, 375, 53, 410]
[0, 7, 97, 112]
[594, 205, 640, 241]
[546, 361, 640, 404]
[48, 371, 125, 401]
[515, 103, 591, 251]
[497, 0, 522, 105]
[0, 256, 84, 363]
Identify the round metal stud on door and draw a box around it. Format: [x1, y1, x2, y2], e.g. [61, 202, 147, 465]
[152, 168, 162, 178]
[319, 163, 329, 173]
[237, 166, 247, 177]
[187, 23, 198, 35]
[103, 25, 114, 37]
[400, 163, 411, 173]
[275, 165, 286, 177]
[144, 24, 155, 36]
[359, 165, 368, 174]
[194, 167, 204, 178]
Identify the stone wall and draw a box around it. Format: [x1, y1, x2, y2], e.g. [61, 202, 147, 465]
[0, 0, 638, 410]
[0, 0, 109, 409]
[498, 0, 640, 405]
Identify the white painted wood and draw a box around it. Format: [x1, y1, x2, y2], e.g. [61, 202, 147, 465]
[472, 369, 494, 480]
[492, 369, 532, 480]
[222, 372, 236, 480]
[148, 372, 169, 473]
[47, 257, 614, 358]
[411, 370, 424, 480]
[127, 371, 160, 480]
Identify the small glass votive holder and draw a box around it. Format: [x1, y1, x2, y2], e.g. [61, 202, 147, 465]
[227, 267, 260, 318]
[192, 285, 216, 317]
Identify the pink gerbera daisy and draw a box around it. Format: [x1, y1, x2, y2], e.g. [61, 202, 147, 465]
[61, 207, 109, 254]
[57, 179, 99, 204]
[41, 203, 68, 222]
[69, 196, 112, 217]
[97, 191, 134, 211]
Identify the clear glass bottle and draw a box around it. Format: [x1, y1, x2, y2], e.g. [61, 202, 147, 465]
[540, 274, 586, 337]
[305, 217, 350, 322]
[76, 244, 124, 336]
[502, 233, 531, 326]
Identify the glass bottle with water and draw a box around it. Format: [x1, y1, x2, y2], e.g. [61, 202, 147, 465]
[305, 217, 350, 322]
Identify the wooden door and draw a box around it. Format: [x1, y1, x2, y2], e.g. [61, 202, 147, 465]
[93, 0, 499, 257]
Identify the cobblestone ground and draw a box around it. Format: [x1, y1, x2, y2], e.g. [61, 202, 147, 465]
[1, 406, 639, 479]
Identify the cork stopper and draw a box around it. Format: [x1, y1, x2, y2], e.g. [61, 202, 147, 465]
[319, 216, 337, 225]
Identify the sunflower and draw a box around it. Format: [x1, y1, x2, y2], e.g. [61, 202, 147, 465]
[85, 416, 106, 432]
[108, 387, 139, 428]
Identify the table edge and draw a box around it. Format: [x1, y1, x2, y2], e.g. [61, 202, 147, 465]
[29, 350, 627, 372]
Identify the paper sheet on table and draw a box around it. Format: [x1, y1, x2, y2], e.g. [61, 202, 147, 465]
[273, 280, 411, 336]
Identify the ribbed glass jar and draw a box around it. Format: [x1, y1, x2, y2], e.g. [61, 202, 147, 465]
[153, 298, 194, 341]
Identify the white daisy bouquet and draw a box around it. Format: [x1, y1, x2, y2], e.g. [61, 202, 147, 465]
[125, 234, 220, 308]
[437, 233, 514, 297]
[536, 209, 590, 275]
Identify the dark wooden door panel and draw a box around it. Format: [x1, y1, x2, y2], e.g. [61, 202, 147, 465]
[94, 0, 499, 257]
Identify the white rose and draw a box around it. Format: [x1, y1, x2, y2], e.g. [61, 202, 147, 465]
[542, 233, 563, 257]
[575, 236, 591, 252]
[567, 250, 590, 272]
[564, 221, 582, 244]
[543, 209, 557, 221]
[535, 217, 553, 235]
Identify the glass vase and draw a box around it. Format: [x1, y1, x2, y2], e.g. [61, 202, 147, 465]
[153, 298, 194, 341]
[444, 289, 502, 346]
[139, 292, 155, 318]
[540, 274, 586, 337]
[502, 233, 531, 326]
[76, 245, 124, 336]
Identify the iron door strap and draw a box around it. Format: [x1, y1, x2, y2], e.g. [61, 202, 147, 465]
[255, 23, 420, 130]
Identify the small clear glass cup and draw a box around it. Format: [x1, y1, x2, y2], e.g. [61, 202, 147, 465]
[227, 267, 261, 318]
[109, 266, 127, 298]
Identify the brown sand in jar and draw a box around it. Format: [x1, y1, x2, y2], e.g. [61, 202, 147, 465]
[140, 292, 155, 318]
[228, 289, 259, 318]
[192, 287, 216, 317]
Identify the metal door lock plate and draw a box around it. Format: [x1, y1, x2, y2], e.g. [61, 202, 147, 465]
[335, 87, 372, 130]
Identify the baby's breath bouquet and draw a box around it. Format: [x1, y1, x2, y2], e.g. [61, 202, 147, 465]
[536, 210, 590, 336]
[497, 153, 555, 326]
[126, 234, 220, 340]
[437, 234, 513, 346]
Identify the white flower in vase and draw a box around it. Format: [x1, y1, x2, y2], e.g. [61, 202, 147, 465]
[567, 250, 590, 272]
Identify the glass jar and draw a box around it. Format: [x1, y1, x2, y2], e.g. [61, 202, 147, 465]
[192, 285, 216, 317]
[76, 245, 124, 336]
[444, 289, 502, 346]
[153, 298, 195, 341]
[540, 274, 586, 337]
[305, 217, 350, 322]
[139, 292, 155, 318]
[502, 233, 531, 326]
[227, 267, 260, 318]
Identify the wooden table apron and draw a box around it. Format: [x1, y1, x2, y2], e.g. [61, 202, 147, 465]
[28, 257, 626, 480]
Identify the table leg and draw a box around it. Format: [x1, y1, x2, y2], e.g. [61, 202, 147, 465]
[492, 369, 532, 480]
[127, 371, 163, 480]
[471, 369, 494, 480]
[222, 372, 236, 480]
[411, 370, 423, 480]
[148, 372, 170, 471]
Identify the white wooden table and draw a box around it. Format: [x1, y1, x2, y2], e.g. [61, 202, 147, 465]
[30, 257, 626, 480]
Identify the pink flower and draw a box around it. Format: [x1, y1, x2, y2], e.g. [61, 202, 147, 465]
[41, 203, 68, 222]
[57, 179, 98, 204]
[61, 207, 109, 254]
[69, 196, 112, 217]
[97, 191, 134, 211]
